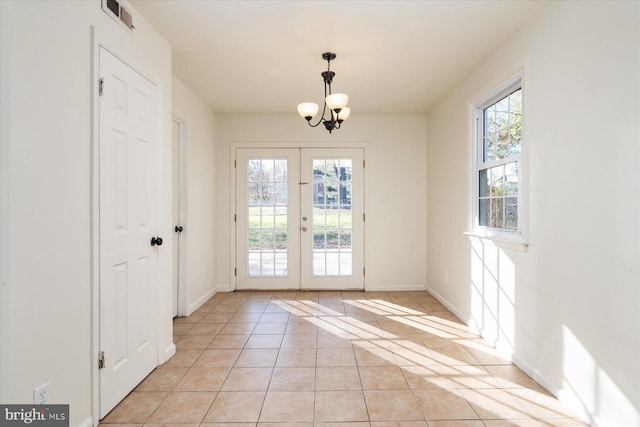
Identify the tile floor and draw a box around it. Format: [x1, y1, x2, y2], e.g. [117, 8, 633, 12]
[100, 290, 588, 427]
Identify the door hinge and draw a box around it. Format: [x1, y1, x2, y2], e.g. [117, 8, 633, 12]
[363, 159, 366, 168]
[234, 160, 237, 168]
[99, 78, 104, 96]
[234, 214, 237, 222]
[234, 268, 237, 276]
[98, 351, 105, 369]
[363, 267, 366, 276]
[363, 213, 366, 222]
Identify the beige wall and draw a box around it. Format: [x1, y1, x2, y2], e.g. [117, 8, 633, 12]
[215, 114, 427, 292]
[426, 2, 639, 425]
[172, 77, 218, 314]
[0, 1, 172, 425]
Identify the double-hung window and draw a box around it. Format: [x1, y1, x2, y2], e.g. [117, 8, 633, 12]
[474, 79, 523, 236]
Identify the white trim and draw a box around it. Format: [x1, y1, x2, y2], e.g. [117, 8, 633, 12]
[162, 343, 176, 364]
[511, 354, 592, 425]
[78, 416, 94, 427]
[471, 71, 526, 242]
[91, 27, 169, 424]
[425, 285, 476, 330]
[230, 142, 369, 292]
[464, 231, 528, 252]
[0, 0, 11, 403]
[217, 283, 233, 293]
[187, 288, 216, 316]
[171, 113, 188, 317]
[365, 284, 426, 292]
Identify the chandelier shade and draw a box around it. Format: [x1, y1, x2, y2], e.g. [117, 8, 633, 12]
[297, 52, 350, 133]
[297, 102, 319, 119]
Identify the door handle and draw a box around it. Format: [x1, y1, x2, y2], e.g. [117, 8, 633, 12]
[175, 226, 184, 232]
[151, 236, 163, 246]
[302, 226, 308, 232]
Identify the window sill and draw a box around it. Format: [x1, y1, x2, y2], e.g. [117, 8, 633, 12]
[464, 231, 528, 252]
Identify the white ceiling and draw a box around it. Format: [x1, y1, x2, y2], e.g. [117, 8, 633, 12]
[129, 0, 547, 115]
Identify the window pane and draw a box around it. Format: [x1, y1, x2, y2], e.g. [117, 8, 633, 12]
[505, 162, 518, 196]
[483, 88, 522, 161]
[490, 198, 504, 229]
[479, 162, 518, 230]
[247, 158, 288, 276]
[505, 197, 518, 230]
[479, 198, 489, 227]
[312, 157, 355, 277]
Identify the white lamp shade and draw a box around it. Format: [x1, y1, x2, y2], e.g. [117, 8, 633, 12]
[297, 102, 319, 119]
[335, 107, 350, 121]
[326, 93, 348, 111]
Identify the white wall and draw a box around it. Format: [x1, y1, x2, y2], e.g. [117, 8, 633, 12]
[0, 1, 172, 426]
[172, 77, 218, 314]
[426, 2, 639, 426]
[216, 115, 427, 292]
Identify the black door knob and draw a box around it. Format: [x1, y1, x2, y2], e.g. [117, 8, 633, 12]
[175, 226, 184, 232]
[151, 236, 163, 246]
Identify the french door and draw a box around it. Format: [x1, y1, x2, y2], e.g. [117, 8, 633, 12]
[236, 148, 364, 290]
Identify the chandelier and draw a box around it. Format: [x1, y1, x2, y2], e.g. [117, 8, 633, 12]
[297, 52, 350, 133]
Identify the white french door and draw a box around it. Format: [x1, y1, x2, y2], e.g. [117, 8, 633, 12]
[235, 148, 364, 290]
[99, 47, 159, 418]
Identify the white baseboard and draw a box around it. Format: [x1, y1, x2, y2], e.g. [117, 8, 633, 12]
[217, 283, 233, 292]
[163, 343, 176, 364]
[425, 285, 473, 325]
[78, 416, 93, 427]
[187, 288, 217, 315]
[365, 284, 426, 292]
[511, 354, 593, 425]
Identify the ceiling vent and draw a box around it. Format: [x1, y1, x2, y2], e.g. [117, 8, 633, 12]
[102, 0, 135, 32]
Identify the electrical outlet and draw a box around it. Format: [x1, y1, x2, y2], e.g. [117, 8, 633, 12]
[33, 381, 50, 404]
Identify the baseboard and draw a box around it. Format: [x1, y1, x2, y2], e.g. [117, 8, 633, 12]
[187, 288, 217, 315]
[511, 354, 593, 425]
[217, 283, 233, 292]
[163, 343, 176, 364]
[365, 284, 426, 292]
[78, 416, 93, 427]
[425, 285, 474, 327]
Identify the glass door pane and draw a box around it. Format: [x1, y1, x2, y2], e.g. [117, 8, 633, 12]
[300, 149, 364, 290]
[247, 159, 288, 276]
[236, 149, 300, 290]
[311, 159, 353, 276]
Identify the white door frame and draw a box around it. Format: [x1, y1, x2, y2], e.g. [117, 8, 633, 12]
[91, 28, 172, 425]
[230, 141, 369, 291]
[171, 114, 188, 317]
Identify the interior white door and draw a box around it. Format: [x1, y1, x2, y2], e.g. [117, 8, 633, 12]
[300, 149, 364, 289]
[99, 47, 159, 418]
[236, 149, 301, 289]
[235, 148, 364, 290]
[171, 119, 181, 317]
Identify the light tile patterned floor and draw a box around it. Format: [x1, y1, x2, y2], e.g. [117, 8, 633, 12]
[100, 290, 589, 427]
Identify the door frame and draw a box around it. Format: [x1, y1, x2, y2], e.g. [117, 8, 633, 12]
[230, 141, 369, 291]
[91, 28, 173, 424]
[171, 114, 188, 317]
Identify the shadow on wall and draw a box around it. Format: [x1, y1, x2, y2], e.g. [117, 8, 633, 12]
[468, 237, 639, 426]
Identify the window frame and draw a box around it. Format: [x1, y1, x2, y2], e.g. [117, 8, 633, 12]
[472, 75, 525, 244]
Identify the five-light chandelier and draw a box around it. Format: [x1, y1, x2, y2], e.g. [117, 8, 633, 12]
[297, 52, 350, 133]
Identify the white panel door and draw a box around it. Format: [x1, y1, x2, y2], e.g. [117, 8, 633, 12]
[300, 149, 364, 289]
[171, 119, 181, 317]
[236, 149, 300, 289]
[235, 148, 363, 290]
[99, 47, 159, 418]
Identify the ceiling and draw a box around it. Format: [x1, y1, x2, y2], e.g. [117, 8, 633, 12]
[129, 0, 547, 115]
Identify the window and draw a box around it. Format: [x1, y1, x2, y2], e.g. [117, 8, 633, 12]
[475, 80, 522, 234]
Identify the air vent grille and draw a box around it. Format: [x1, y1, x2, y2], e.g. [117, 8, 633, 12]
[102, 0, 134, 31]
